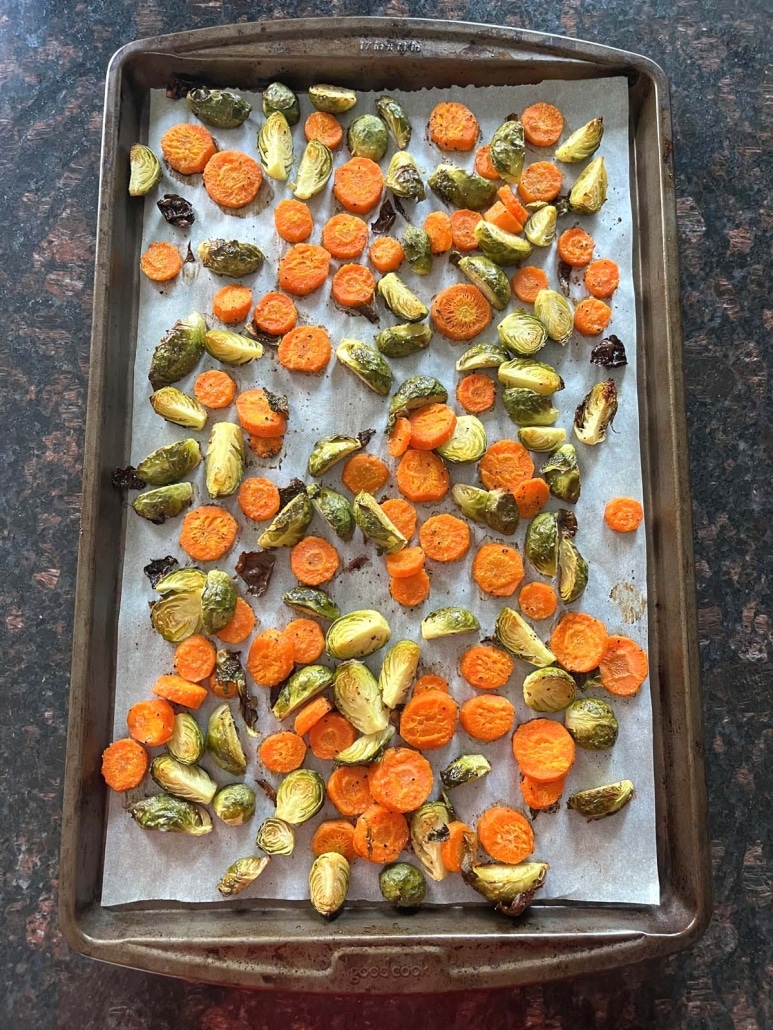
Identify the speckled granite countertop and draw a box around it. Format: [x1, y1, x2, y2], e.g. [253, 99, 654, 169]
[1, 1, 770, 1027]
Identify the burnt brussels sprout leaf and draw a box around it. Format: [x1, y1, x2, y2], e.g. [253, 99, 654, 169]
[166, 74, 202, 100]
[112, 466, 146, 490]
[590, 334, 628, 368]
[216, 649, 259, 737]
[277, 478, 309, 510]
[157, 194, 196, 227]
[371, 199, 397, 234]
[235, 550, 276, 597]
[143, 555, 178, 588]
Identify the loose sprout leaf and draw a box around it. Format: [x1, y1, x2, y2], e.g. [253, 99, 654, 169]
[256, 778, 278, 805]
[358, 428, 376, 448]
[345, 555, 370, 572]
[557, 259, 572, 297]
[277, 478, 308, 510]
[157, 194, 196, 228]
[371, 199, 396, 234]
[217, 649, 259, 736]
[264, 388, 289, 418]
[112, 466, 146, 490]
[235, 550, 276, 597]
[590, 334, 628, 367]
[143, 555, 178, 588]
[350, 301, 380, 324]
[166, 74, 203, 100]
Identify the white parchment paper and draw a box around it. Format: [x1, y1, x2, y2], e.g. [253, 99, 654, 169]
[102, 76, 658, 906]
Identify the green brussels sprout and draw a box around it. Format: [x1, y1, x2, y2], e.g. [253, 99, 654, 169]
[384, 151, 425, 200]
[187, 87, 251, 128]
[347, 114, 388, 161]
[498, 357, 564, 395]
[212, 784, 256, 826]
[132, 482, 193, 524]
[352, 491, 407, 554]
[569, 156, 608, 214]
[282, 586, 340, 621]
[258, 111, 293, 181]
[206, 703, 247, 775]
[198, 239, 265, 278]
[489, 118, 526, 184]
[128, 144, 162, 196]
[558, 536, 589, 603]
[275, 769, 326, 825]
[524, 512, 560, 576]
[474, 221, 533, 266]
[262, 81, 300, 125]
[440, 754, 491, 790]
[307, 484, 355, 542]
[542, 444, 581, 503]
[257, 490, 313, 548]
[377, 273, 429, 322]
[379, 862, 427, 909]
[421, 607, 480, 640]
[435, 415, 487, 463]
[335, 339, 394, 396]
[387, 374, 447, 431]
[375, 323, 433, 358]
[334, 724, 395, 766]
[534, 289, 573, 345]
[523, 667, 577, 712]
[217, 856, 269, 897]
[451, 484, 519, 536]
[271, 664, 335, 721]
[518, 426, 567, 452]
[129, 793, 213, 835]
[150, 387, 208, 430]
[456, 254, 512, 311]
[524, 204, 557, 247]
[136, 438, 202, 486]
[326, 609, 391, 660]
[428, 163, 497, 210]
[401, 226, 433, 276]
[205, 422, 245, 499]
[309, 852, 350, 919]
[497, 311, 548, 356]
[565, 697, 619, 750]
[307, 434, 365, 477]
[203, 329, 264, 365]
[411, 801, 451, 882]
[334, 661, 390, 734]
[502, 388, 559, 427]
[201, 570, 237, 633]
[378, 639, 421, 708]
[293, 140, 334, 200]
[167, 712, 205, 765]
[148, 312, 206, 390]
[461, 836, 548, 916]
[455, 341, 510, 371]
[574, 379, 618, 445]
[150, 567, 205, 642]
[154, 566, 206, 596]
[150, 754, 218, 804]
[376, 95, 411, 149]
[567, 779, 635, 820]
[555, 117, 604, 163]
[495, 607, 556, 667]
[215, 649, 258, 737]
[256, 817, 296, 855]
[309, 84, 357, 113]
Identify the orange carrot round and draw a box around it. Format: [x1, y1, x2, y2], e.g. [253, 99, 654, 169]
[384, 547, 426, 581]
[235, 388, 287, 437]
[304, 110, 344, 149]
[160, 123, 216, 175]
[216, 596, 256, 644]
[459, 694, 515, 742]
[101, 738, 149, 792]
[428, 101, 479, 151]
[598, 635, 649, 696]
[331, 263, 376, 307]
[326, 765, 374, 817]
[517, 161, 563, 203]
[472, 541, 525, 597]
[212, 284, 253, 324]
[311, 819, 357, 862]
[293, 696, 333, 737]
[431, 283, 491, 342]
[512, 265, 549, 304]
[513, 477, 550, 519]
[277, 325, 332, 373]
[368, 236, 404, 273]
[368, 747, 434, 813]
[388, 416, 412, 459]
[396, 449, 450, 504]
[512, 718, 576, 782]
[423, 210, 454, 254]
[274, 198, 314, 243]
[518, 581, 558, 621]
[278, 243, 331, 296]
[483, 201, 523, 235]
[341, 453, 390, 495]
[479, 439, 535, 492]
[419, 513, 471, 563]
[389, 569, 431, 607]
[140, 242, 182, 282]
[308, 712, 357, 760]
[174, 634, 217, 682]
[399, 690, 459, 751]
[208, 672, 238, 700]
[550, 612, 609, 673]
[449, 209, 483, 251]
[258, 731, 307, 773]
[407, 403, 457, 451]
[247, 627, 295, 687]
[475, 144, 500, 180]
[283, 618, 326, 665]
[290, 536, 340, 586]
[574, 297, 612, 336]
[126, 698, 175, 747]
[380, 498, 418, 540]
[238, 477, 281, 522]
[322, 213, 369, 259]
[520, 773, 566, 810]
[456, 373, 496, 413]
[557, 227, 595, 267]
[194, 369, 236, 409]
[353, 804, 409, 863]
[459, 644, 515, 690]
[477, 805, 535, 864]
[203, 150, 262, 208]
[151, 674, 208, 709]
[521, 102, 564, 147]
[604, 497, 644, 533]
[441, 821, 474, 873]
[179, 506, 238, 562]
[253, 291, 298, 336]
[333, 157, 384, 214]
[496, 186, 530, 227]
[248, 434, 284, 459]
[584, 258, 620, 299]
[412, 673, 450, 695]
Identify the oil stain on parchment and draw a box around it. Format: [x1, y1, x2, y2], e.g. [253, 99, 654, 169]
[610, 581, 647, 622]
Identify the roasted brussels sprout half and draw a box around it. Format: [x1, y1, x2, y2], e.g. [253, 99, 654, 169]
[456, 254, 512, 311]
[569, 156, 608, 214]
[217, 856, 269, 897]
[502, 388, 559, 427]
[198, 238, 265, 278]
[293, 140, 334, 200]
[262, 81, 300, 125]
[523, 667, 577, 712]
[555, 117, 604, 163]
[132, 482, 193, 524]
[154, 566, 206, 596]
[379, 862, 427, 909]
[257, 490, 313, 548]
[309, 84, 357, 113]
[387, 374, 447, 430]
[565, 698, 619, 750]
[574, 379, 618, 446]
[150, 567, 205, 642]
[275, 769, 326, 825]
[451, 484, 519, 536]
[307, 434, 365, 477]
[497, 311, 548, 357]
[377, 273, 429, 323]
[256, 817, 296, 855]
[203, 329, 264, 365]
[375, 323, 433, 358]
[282, 586, 340, 622]
[474, 221, 533, 266]
[461, 848, 549, 917]
[348, 114, 388, 161]
[428, 163, 498, 210]
[187, 87, 251, 128]
[435, 416, 487, 463]
[384, 151, 425, 201]
[352, 491, 407, 554]
[129, 793, 213, 835]
[307, 484, 355, 542]
[411, 801, 451, 882]
[334, 660, 390, 735]
[421, 607, 480, 640]
[518, 426, 567, 452]
[206, 703, 247, 775]
[150, 387, 207, 430]
[378, 639, 421, 708]
[498, 357, 564, 395]
[533, 289, 573, 345]
[524, 512, 560, 576]
[542, 444, 581, 503]
[148, 312, 206, 390]
[376, 95, 411, 149]
[524, 204, 557, 247]
[309, 852, 350, 919]
[271, 664, 335, 721]
[150, 754, 217, 805]
[495, 607, 556, 667]
[401, 226, 433, 276]
[567, 779, 635, 820]
[200, 569, 237, 634]
[326, 609, 391, 660]
[441, 754, 491, 790]
[212, 784, 256, 826]
[455, 341, 510, 371]
[558, 536, 589, 603]
[336, 339, 394, 396]
[135, 438, 202, 487]
[489, 118, 526, 184]
[167, 712, 205, 765]
[335, 724, 395, 766]
[129, 144, 162, 196]
[205, 422, 245, 499]
[258, 111, 293, 181]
